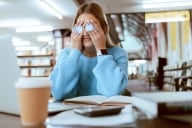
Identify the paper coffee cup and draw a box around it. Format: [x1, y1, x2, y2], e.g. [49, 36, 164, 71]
[15, 77, 51, 126]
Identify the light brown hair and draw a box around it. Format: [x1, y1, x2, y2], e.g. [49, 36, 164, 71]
[73, 2, 115, 47]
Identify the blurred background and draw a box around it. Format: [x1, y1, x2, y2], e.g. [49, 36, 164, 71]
[0, 0, 191, 82]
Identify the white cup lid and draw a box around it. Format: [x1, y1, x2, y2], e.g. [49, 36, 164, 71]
[15, 77, 51, 88]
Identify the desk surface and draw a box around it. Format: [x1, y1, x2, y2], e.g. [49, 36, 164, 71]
[1, 112, 192, 128]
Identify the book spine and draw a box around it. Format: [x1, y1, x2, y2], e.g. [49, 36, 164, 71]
[158, 101, 192, 115]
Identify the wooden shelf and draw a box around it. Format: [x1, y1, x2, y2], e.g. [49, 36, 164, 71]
[164, 65, 192, 71]
[21, 75, 49, 77]
[17, 54, 53, 58]
[17, 51, 54, 77]
[163, 81, 175, 85]
[174, 75, 192, 80]
[19, 65, 52, 68]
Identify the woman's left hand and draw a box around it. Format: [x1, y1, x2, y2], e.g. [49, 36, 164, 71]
[87, 20, 107, 51]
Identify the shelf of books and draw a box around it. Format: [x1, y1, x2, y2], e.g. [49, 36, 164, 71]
[17, 48, 54, 77]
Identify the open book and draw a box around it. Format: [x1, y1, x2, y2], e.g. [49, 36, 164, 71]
[64, 95, 133, 105]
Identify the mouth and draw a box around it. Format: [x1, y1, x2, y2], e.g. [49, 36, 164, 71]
[83, 36, 91, 40]
[83, 38, 91, 39]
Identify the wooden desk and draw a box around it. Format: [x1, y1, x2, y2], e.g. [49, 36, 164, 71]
[1, 112, 192, 128]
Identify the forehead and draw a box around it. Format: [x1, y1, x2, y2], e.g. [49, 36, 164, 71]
[77, 13, 99, 23]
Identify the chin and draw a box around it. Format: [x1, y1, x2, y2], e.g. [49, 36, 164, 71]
[83, 41, 94, 48]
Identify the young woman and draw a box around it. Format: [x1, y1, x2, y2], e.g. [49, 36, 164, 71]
[49, 2, 128, 101]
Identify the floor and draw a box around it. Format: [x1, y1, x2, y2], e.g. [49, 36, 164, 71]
[127, 79, 158, 94]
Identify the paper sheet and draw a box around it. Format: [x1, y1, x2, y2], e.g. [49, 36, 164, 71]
[46, 105, 135, 127]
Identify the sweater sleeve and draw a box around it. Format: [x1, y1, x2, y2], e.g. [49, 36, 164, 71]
[49, 48, 81, 100]
[93, 48, 128, 96]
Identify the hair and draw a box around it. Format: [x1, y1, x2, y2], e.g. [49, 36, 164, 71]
[73, 2, 115, 47]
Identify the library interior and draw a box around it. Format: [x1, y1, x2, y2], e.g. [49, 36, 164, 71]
[0, 0, 192, 128]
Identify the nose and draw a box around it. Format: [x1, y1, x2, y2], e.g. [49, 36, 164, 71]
[83, 29, 88, 35]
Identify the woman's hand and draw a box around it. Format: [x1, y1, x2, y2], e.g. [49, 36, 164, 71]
[87, 20, 107, 51]
[71, 20, 84, 50]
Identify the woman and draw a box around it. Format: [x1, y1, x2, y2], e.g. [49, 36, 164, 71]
[49, 2, 128, 101]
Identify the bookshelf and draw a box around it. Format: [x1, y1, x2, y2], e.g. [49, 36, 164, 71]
[163, 61, 192, 91]
[17, 49, 54, 77]
[16, 29, 71, 77]
[52, 29, 71, 62]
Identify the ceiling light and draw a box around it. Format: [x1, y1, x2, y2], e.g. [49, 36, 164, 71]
[13, 41, 31, 46]
[0, 20, 41, 27]
[146, 16, 187, 23]
[133, 60, 147, 64]
[16, 25, 53, 32]
[115, 27, 122, 33]
[110, 15, 117, 19]
[40, 0, 63, 19]
[142, 1, 192, 8]
[37, 36, 52, 42]
[145, 10, 190, 23]
[12, 37, 31, 46]
[48, 40, 54, 45]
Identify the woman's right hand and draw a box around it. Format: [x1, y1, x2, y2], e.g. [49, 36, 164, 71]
[71, 20, 83, 50]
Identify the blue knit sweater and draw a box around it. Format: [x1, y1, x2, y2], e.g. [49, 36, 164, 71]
[49, 46, 128, 101]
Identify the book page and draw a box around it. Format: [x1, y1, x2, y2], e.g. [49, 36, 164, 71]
[48, 102, 86, 114]
[64, 95, 107, 105]
[46, 105, 135, 127]
[102, 95, 133, 105]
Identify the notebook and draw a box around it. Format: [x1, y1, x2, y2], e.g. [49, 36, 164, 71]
[0, 35, 21, 115]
